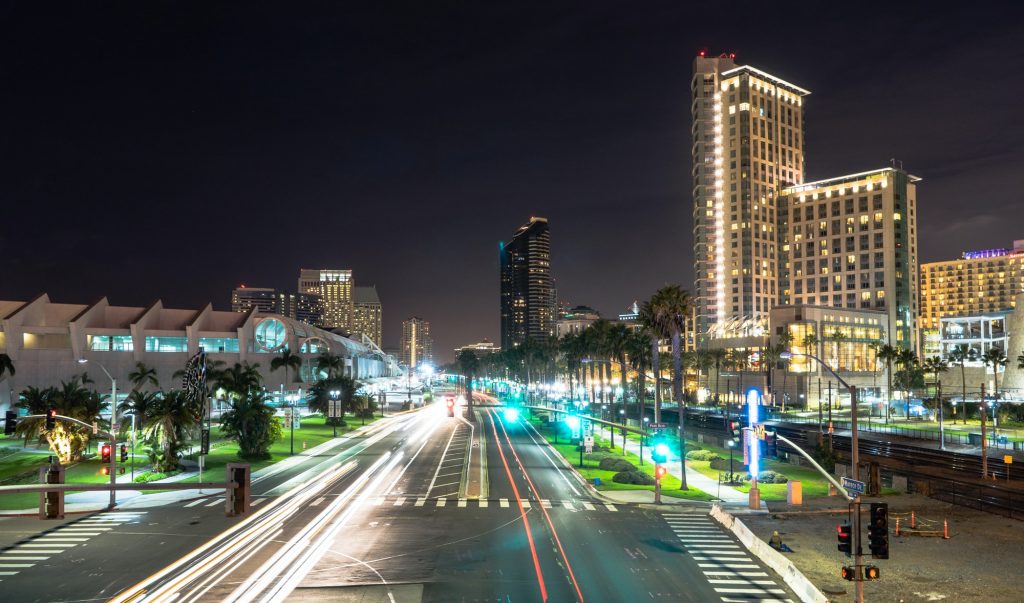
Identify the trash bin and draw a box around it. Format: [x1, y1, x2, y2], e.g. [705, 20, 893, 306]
[997, 435, 1008, 445]
[969, 433, 983, 445]
[594, 477, 602, 487]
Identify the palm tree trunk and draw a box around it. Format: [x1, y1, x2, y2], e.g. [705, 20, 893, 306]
[651, 337, 661, 424]
[961, 363, 967, 425]
[672, 329, 682, 407]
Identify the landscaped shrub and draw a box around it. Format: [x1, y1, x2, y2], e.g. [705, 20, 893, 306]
[756, 470, 788, 484]
[612, 470, 655, 485]
[686, 449, 722, 462]
[599, 457, 637, 472]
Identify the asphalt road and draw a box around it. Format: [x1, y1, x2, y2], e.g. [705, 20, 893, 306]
[0, 403, 799, 602]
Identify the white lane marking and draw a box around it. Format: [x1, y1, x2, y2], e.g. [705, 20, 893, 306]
[205, 499, 222, 507]
[415, 497, 426, 507]
[500, 498, 509, 508]
[393, 497, 406, 506]
[604, 504, 617, 512]
[703, 571, 769, 577]
[720, 599, 792, 603]
[521, 500, 531, 508]
[185, 498, 209, 508]
[52, 532, 102, 536]
[561, 500, 574, 510]
[458, 498, 467, 508]
[311, 496, 326, 507]
[540, 499, 551, 508]
[714, 587, 787, 594]
[436, 498, 447, 507]
[698, 563, 760, 569]
[582, 502, 595, 511]
[36, 537, 89, 542]
[521, 421, 581, 496]
[427, 423, 464, 496]
[0, 563, 34, 567]
[251, 498, 267, 507]
[709, 579, 779, 585]
[478, 499, 488, 508]
[0, 571, 18, 576]
[15, 545, 71, 549]
[0, 557, 48, 561]
[678, 538, 734, 542]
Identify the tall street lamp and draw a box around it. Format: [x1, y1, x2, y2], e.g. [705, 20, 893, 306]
[286, 393, 297, 455]
[329, 389, 340, 437]
[78, 358, 116, 509]
[782, 350, 864, 603]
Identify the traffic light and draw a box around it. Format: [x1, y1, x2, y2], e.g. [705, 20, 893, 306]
[651, 440, 669, 464]
[120, 444, 128, 463]
[865, 565, 880, 580]
[868, 502, 889, 559]
[45, 408, 57, 430]
[837, 522, 852, 556]
[4, 410, 16, 436]
[841, 566, 856, 581]
[655, 465, 668, 480]
[729, 420, 741, 438]
[101, 443, 111, 464]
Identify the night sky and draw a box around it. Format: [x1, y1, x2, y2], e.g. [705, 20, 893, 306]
[3, 2, 1023, 362]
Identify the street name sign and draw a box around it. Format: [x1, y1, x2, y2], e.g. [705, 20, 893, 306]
[841, 476, 866, 496]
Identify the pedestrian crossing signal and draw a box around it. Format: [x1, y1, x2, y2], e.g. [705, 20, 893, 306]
[841, 566, 855, 581]
[865, 565, 880, 580]
[655, 465, 668, 480]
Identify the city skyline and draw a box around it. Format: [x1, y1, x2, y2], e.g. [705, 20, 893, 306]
[2, 4, 1022, 363]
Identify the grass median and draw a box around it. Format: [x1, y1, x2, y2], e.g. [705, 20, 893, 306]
[526, 415, 715, 502]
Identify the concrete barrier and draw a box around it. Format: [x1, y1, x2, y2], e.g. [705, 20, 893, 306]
[711, 504, 828, 603]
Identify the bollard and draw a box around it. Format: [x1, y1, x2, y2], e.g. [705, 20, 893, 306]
[895, 517, 900, 536]
[911, 510, 916, 529]
[943, 519, 949, 540]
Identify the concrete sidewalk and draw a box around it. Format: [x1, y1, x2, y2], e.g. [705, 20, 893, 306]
[598, 423, 762, 508]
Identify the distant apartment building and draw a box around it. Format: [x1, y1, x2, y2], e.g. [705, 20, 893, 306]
[920, 240, 1024, 333]
[778, 167, 920, 349]
[555, 306, 601, 338]
[500, 217, 556, 349]
[401, 317, 432, 369]
[231, 286, 277, 314]
[276, 291, 323, 327]
[691, 53, 808, 339]
[352, 285, 383, 347]
[454, 339, 500, 358]
[298, 269, 353, 330]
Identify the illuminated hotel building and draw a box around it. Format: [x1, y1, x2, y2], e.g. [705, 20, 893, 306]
[920, 240, 1024, 332]
[352, 285, 383, 346]
[298, 269, 353, 330]
[499, 217, 556, 350]
[691, 53, 808, 340]
[777, 168, 920, 349]
[401, 317, 432, 369]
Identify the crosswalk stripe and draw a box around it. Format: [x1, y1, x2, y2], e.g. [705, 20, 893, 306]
[53, 532, 102, 536]
[500, 498, 509, 508]
[0, 563, 34, 568]
[394, 497, 406, 506]
[720, 599, 792, 603]
[311, 496, 326, 506]
[16, 545, 72, 549]
[715, 587, 787, 594]
[185, 498, 208, 508]
[561, 501, 574, 510]
[0, 557, 48, 561]
[604, 504, 617, 512]
[582, 502, 594, 510]
[372, 497, 384, 506]
[521, 500, 531, 508]
[458, 498, 467, 508]
[437, 498, 447, 507]
[540, 499, 551, 508]
[415, 497, 426, 507]
[703, 571, 768, 577]
[709, 579, 778, 585]
[251, 498, 267, 507]
[0, 572, 18, 576]
[205, 499, 222, 507]
[36, 537, 89, 542]
[478, 499, 488, 508]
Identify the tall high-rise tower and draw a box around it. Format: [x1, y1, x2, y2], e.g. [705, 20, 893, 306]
[691, 53, 809, 339]
[401, 317, 432, 369]
[298, 269, 353, 330]
[500, 217, 556, 350]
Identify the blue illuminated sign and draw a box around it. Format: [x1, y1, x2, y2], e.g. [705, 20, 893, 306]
[746, 388, 761, 479]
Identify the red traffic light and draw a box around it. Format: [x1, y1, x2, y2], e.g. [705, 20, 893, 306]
[100, 443, 112, 464]
[445, 396, 455, 408]
[655, 465, 668, 479]
[101, 466, 110, 476]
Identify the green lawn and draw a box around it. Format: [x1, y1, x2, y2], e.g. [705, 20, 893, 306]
[528, 417, 715, 502]
[0, 457, 131, 511]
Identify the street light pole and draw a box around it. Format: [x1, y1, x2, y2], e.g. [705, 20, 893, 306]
[79, 359, 117, 509]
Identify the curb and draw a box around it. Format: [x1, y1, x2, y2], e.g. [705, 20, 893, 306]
[711, 503, 829, 603]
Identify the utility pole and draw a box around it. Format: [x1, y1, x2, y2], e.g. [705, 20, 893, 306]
[828, 381, 834, 453]
[937, 380, 944, 451]
[850, 385, 864, 603]
[981, 383, 988, 479]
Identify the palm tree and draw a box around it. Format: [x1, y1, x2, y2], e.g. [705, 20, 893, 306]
[145, 389, 203, 472]
[777, 330, 794, 409]
[800, 333, 819, 410]
[0, 353, 15, 385]
[586, 320, 613, 406]
[316, 353, 346, 380]
[708, 348, 728, 408]
[457, 349, 480, 420]
[271, 349, 303, 388]
[896, 347, 919, 418]
[947, 345, 977, 425]
[762, 343, 785, 408]
[922, 356, 948, 435]
[626, 329, 652, 418]
[982, 347, 1007, 433]
[877, 344, 899, 424]
[215, 362, 264, 401]
[307, 375, 356, 425]
[118, 390, 159, 432]
[606, 323, 631, 412]
[128, 362, 159, 391]
[16, 376, 107, 464]
[828, 330, 848, 371]
[220, 389, 282, 460]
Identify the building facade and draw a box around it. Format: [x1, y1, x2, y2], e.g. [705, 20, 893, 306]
[500, 217, 556, 349]
[276, 291, 323, 327]
[691, 53, 809, 340]
[231, 287, 277, 313]
[454, 339, 500, 358]
[352, 285, 383, 347]
[778, 168, 920, 349]
[401, 317, 432, 369]
[0, 294, 400, 409]
[298, 269, 353, 330]
[555, 306, 601, 338]
[938, 311, 1009, 361]
[920, 240, 1024, 334]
